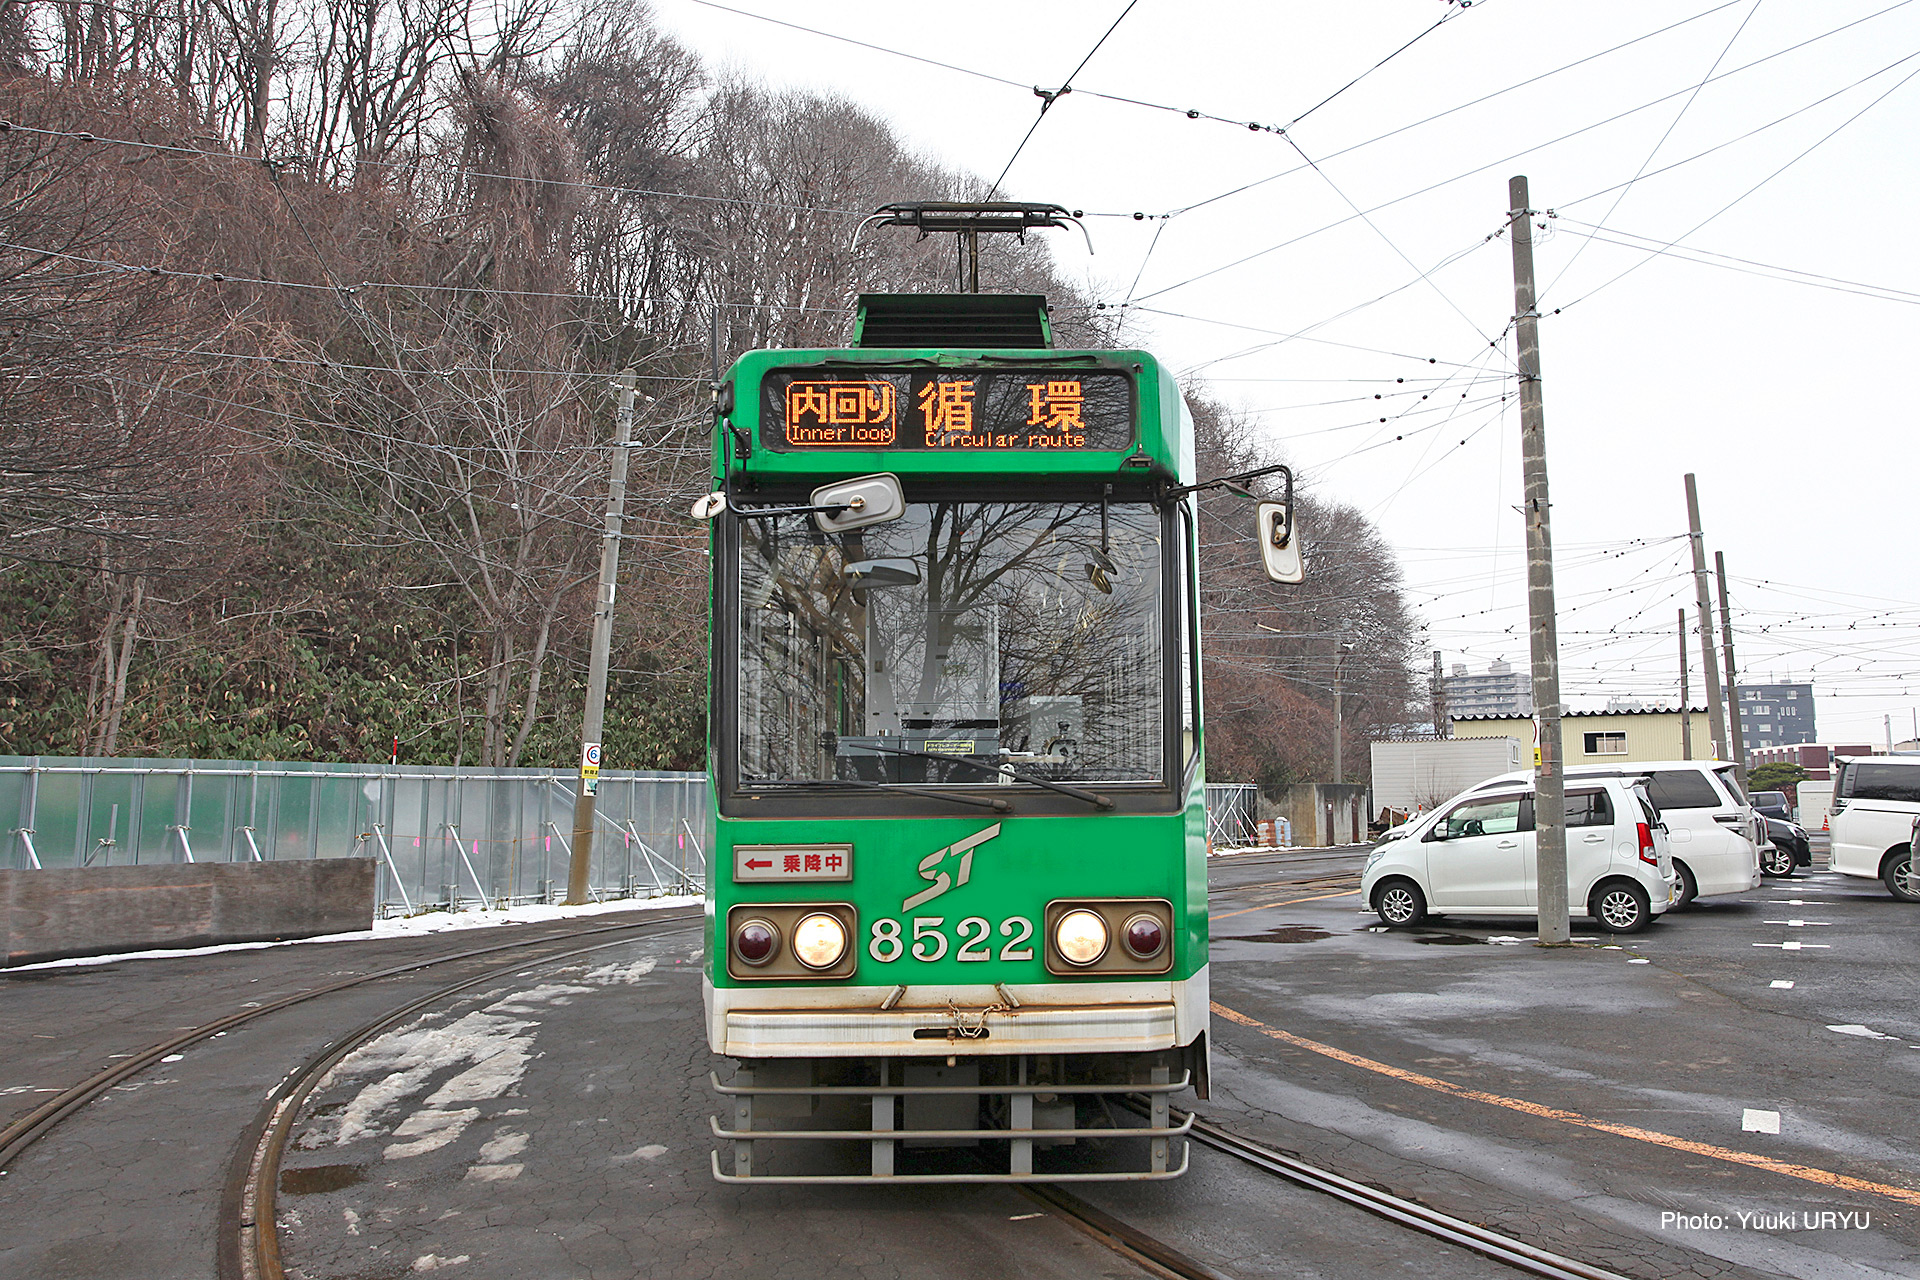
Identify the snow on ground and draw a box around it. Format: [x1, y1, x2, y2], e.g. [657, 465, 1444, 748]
[6, 894, 702, 973]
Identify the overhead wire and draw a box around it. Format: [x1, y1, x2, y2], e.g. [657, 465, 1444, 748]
[1550, 54, 1920, 313]
[1131, 4, 1918, 304]
[1539, 0, 1768, 300]
[987, 0, 1141, 199]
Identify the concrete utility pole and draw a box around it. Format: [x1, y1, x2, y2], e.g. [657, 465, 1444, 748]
[567, 370, 638, 905]
[1716, 551, 1747, 786]
[1431, 650, 1449, 738]
[1678, 609, 1693, 760]
[1684, 474, 1728, 760]
[1508, 176, 1570, 946]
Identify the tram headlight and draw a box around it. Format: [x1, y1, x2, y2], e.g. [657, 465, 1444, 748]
[733, 917, 780, 966]
[791, 912, 848, 969]
[1054, 909, 1109, 966]
[1121, 912, 1165, 960]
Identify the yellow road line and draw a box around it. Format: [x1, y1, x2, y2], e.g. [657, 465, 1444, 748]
[1210, 1001, 1920, 1208]
[1209, 888, 1359, 922]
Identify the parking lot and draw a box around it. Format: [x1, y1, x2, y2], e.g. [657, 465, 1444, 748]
[1202, 849, 1919, 1278]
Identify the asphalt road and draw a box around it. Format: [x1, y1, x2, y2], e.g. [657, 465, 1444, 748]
[1, 852, 1914, 1280]
[1198, 850, 1920, 1280]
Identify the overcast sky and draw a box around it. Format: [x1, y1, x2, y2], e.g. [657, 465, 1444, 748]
[652, 0, 1920, 748]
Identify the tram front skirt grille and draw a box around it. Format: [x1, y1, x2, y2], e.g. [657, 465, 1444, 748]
[709, 1056, 1191, 1183]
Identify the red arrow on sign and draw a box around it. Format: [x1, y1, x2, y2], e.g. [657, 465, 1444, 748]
[745, 859, 772, 870]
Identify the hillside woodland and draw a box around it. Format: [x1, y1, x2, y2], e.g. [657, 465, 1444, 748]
[0, 0, 1415, 788]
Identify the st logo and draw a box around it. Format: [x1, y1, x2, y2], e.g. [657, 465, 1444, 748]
[901, 823, 1000, 912]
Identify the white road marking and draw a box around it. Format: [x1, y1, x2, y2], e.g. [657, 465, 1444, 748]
[1761, 920, 1830, 926]
[1741, 1108, 1781, 1135]
[1628, 958, 1650, 965]
[1770, 980, 1795, 989]
[1826, 1025, 1898, 1040]
[1752, 941, 1830, 950]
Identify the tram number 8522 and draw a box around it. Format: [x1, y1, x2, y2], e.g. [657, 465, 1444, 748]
[868, 916, 1036, 963]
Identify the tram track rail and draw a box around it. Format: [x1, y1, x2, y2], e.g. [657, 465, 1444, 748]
[220, 911, 704, 1280]
[0, 909, 701, 1176]
[1064, 1098, 1632, 1280]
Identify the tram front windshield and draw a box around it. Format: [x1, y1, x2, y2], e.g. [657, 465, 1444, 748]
[735, 500, 1166, 788]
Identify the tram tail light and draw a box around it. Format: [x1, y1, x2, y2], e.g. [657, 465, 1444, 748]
[733, 917, 780, 966]
[1636, 822, 1657, 865]
[1122, 913, 1166, 960]
[1043, 899, 1174, 976]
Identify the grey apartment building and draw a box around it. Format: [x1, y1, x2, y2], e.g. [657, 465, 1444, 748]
[1737, 682, 1816, 751]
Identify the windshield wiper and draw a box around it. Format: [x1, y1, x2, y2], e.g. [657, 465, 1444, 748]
[749, 776, 1011, 813]
[829, 737, 1115, 810]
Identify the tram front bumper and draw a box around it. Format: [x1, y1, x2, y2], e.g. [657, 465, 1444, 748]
[704, 970, 1208, 1058]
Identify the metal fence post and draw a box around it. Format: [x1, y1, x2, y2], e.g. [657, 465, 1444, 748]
[12, 759, 41, 869]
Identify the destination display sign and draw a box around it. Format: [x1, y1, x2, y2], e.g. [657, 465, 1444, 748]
[760, 369, 1134, 452]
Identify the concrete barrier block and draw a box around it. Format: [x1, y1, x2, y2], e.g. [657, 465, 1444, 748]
[1, 858, 378, 967]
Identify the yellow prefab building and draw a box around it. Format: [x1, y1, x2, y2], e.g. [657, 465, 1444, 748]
[1451, 708, 1721, 765]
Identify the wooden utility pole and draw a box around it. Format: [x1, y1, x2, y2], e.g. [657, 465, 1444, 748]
[1508, 176, 1569, 945]
[1716, 551, 1748, 787]
[567, 370, 638, 905]
[1678, 609, 1693, 760]
[1684, 474, 1728, 760]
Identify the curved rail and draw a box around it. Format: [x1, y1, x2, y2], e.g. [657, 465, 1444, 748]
[221, 911, 702, 1280]
[0, 910, 699, 1173]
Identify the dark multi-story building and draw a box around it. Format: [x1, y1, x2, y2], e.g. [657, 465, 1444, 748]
[1737, 682, 1816, 752]
[1444, 659, 1533, 719]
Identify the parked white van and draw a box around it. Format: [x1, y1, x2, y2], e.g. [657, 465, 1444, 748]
[1829, 757, 1920, 901]
[1362, 777, 1677, 933]
[1471, 760, 1760, 906]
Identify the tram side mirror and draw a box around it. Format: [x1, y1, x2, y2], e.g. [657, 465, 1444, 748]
[843, 557, 921, 588]
[1257, 500, 1304, 583]
[813, 472, 905, 533]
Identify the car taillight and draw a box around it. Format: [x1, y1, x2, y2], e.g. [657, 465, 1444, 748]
[1637, 822, 1657, 865]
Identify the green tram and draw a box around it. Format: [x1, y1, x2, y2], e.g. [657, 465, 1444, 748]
[695, 288, 1300, 1184]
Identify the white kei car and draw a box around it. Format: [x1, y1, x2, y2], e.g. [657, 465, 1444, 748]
[1469, 760, 1760, 907]
[1362, 776, 1677, 934]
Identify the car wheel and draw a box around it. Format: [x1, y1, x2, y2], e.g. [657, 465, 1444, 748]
[1374, 879, 1427, 927]
[1673, 861, 1698, 909]
[1591, 879, 1653, 934]
[1884, 848, 1920, 903]
[1761, 845, 1796, 878]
